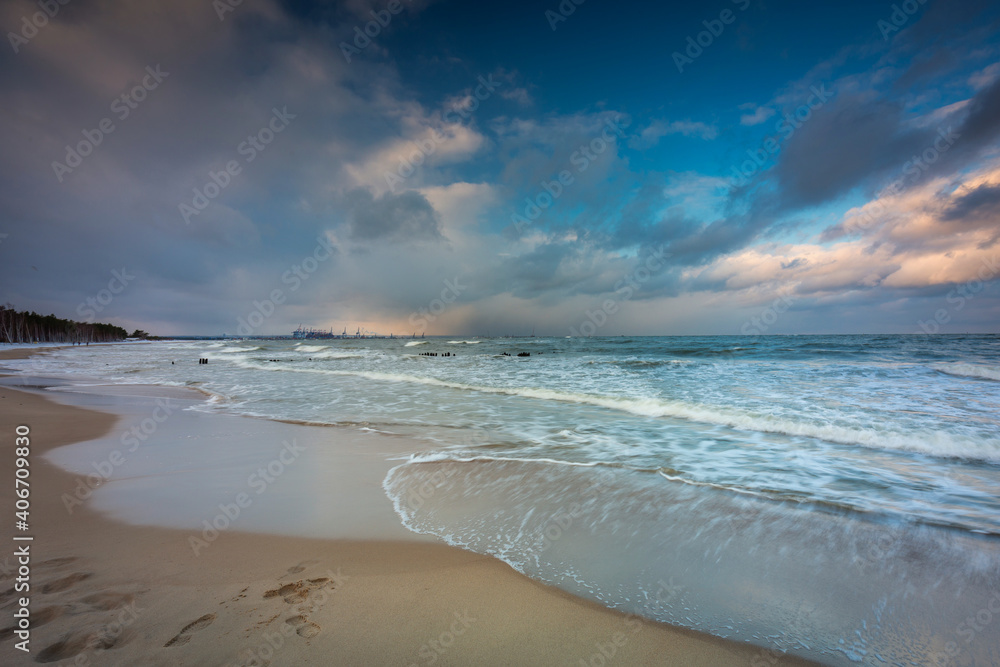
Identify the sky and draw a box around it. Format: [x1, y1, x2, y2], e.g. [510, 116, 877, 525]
[1, 0, 999, 336]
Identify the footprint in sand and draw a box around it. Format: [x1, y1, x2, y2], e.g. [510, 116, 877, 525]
[263, 577, 334, 605]
[264, 582, 309, 604]
[40, 572, 92, 594]
[285, 615, 321, 638]
[92, 622, 127, 650]
[35, 629, 102, 663]
[284, 560, 319, 575]
[229, 586, 249, 603]
[163, 613, 216, 647]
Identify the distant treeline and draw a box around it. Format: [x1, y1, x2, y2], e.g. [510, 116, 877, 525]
[0, 305, 128, 344]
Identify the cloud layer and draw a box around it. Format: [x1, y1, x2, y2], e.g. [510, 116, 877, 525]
[1, 0, 998, 335]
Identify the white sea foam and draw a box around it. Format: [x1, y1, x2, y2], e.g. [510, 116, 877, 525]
[293, 344, 329, 352]
[401, 452, 605, 468]
[19, 337, 1000, 543]
[262, 365, 1000, 463]
[214, 345, 262, 354]
[312, 350, 363, 359]
[932, 362, 1000, 382]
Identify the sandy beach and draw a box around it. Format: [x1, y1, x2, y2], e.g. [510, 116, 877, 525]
[0, 346, 819, 666]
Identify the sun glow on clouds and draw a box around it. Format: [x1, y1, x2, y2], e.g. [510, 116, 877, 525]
[693, 160, 1000, 297]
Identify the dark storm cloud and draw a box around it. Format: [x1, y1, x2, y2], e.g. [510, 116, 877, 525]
[344, 189, 444, 243]
[729, 1, 1000, 222]
[890, 0, 997, 53]
[0, 0, 449, 333]
[942, 182, 1000, 222]
[769, 93, 916, 208]
[491, 240, 678, 306]
[875, 74, 1000, 194]
[659, 211, 764, 264]
[614, 178, 783, 276]
[891, 47, 958, 92]
[499, 242, 584, 297]
[746, 61, 1000, 223]
[953, 75, 1000, 156]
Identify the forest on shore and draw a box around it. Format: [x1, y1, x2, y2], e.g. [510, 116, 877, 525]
[0, 305, 128, 343]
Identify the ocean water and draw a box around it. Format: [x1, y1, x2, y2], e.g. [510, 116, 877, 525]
[10, 334, 1000, 665]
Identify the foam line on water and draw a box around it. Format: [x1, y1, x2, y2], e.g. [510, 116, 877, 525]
[230, 360, 1000, 463]
[932, 362, 1000, 382]
[292, 344, 330, 352]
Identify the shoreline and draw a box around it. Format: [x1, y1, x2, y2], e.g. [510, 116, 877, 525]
[0, 346, 819, 665]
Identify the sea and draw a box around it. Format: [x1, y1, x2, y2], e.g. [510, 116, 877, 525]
[8, 334, 1000, 665]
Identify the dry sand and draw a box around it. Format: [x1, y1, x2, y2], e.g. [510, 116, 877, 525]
[0, 347, 819, 666]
